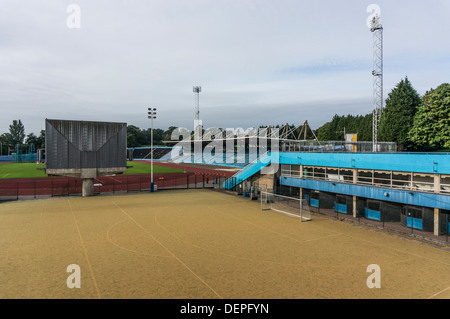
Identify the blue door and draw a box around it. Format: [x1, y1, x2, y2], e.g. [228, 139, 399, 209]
[404, 207, 424, 230]
[365, 208, 381, 221]
[335, 203, 347, 214]
[406, 217, 423, 230]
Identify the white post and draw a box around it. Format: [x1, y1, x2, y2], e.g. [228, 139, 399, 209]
[151, 114, 154, 192]
[148, 108, 156, 192]
[300, 197, 303, 222]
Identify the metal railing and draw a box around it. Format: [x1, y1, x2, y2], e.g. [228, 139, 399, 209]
[281, 166, 445, 195]
[280, 141, 398, 153]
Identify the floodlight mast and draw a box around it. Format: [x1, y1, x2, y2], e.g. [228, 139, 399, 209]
[371, 14, 383, 152]
[148, 108, 157, 192]
[193, 86, 201, 122]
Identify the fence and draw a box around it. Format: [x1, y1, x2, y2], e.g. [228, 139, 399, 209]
[269, 185, 450, 245]
[281, 140, 398, 153]
[0, 173, 229, 202]
[0, 154, 37, 163]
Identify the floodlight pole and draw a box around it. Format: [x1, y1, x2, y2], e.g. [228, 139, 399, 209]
[148, 108, 157, 192]
[193, 86, 201, 122]
[370, 14, 383, 152]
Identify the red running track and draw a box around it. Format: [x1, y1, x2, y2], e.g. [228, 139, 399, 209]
[134, 161, 238, 178]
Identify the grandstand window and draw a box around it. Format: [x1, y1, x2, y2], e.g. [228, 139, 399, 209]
[441, 175, 450, 194]
[303, 166, 314, 179]
[314, 167, 326, 180]
[373, 170, 391, 187]
[326, 168, 341, 182]
[412, 173, 434, 192]
[357, 170, 373, 185]
[340, 169, 354, 183]
[281, 165, 291, 177]
[391, 172, 411, 190]
[291, 165, 301, 178]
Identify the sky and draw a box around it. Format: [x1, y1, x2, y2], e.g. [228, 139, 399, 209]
[1, 0, 449, 136]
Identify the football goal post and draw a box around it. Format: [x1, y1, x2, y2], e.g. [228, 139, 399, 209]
[261, 191, 312, 222]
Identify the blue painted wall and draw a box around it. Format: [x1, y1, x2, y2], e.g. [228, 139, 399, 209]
[223, 152, 273, 189]
[276, 152, 450, 174]
[0, 155, 13, 162]
[281, 177, 450, 210]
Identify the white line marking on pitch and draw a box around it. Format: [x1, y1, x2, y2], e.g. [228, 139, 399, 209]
[111, 200, 223, 299]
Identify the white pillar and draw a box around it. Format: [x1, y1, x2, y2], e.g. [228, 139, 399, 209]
[82, 178, 94, 197]
[353, 169, 358, 218]
[434, 174, 440, 236]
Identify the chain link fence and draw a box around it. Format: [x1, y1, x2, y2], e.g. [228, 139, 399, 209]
[0, 173, 229, 202]
[264, 186, 450, 245]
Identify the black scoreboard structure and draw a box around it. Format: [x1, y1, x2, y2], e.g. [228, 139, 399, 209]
[45, 119, 128, 197]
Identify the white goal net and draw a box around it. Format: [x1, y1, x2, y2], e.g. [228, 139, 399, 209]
[261, 191, 312, 222]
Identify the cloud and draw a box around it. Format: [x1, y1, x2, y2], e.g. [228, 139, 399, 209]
[282, 58, 370, 75]
[0, 0, 449, 135]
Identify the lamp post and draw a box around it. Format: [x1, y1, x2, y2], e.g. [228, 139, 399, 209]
[148, 108, 157, 192]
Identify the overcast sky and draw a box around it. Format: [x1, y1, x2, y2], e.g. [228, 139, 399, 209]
[1, 0, 449, 135]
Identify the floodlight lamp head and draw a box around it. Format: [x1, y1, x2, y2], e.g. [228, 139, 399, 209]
[370, 15, 382, 32]
[193, 86, 201, 93]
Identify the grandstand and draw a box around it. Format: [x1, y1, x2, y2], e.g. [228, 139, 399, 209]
[220, 150, 450, 244]
[161, 131, 449, 245]
[127, 147, 172, 162]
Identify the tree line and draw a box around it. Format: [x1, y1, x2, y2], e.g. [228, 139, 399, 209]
[0, 122, 176, 154]
[126, 125, 180, 148]
[0, 120, 45, 155]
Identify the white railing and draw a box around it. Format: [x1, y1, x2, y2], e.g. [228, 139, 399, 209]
[281, 165, 445, 195]
[441, 176, 450, 194]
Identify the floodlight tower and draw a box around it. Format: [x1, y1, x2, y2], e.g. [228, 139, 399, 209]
[148, 107, 157, 192]
[193, 86, 201, 121]
[370, 14, 383, 152]
[193, 86, 202, 163]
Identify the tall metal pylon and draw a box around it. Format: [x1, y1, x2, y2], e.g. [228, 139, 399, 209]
[192, 86, 202, 163]
[370, 14, 383, 152]
[193, 86, 201, 121]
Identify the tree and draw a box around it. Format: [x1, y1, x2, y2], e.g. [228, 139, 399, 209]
[25, 133, 38, 146]
[163, 126, 180, 141]
[36, 130, 46, 149]
[358, 113, 373, 142]
[317, 121, 333, 141]
[0, 133, 11, 155]
[316, 113, 373, 141]
[9, 120, 25, 146]
[127, 125, 140, 148]
[127, 132, 138, 148]
[153, 128, 164, 146]
[378, 77, 421, 150]
[408, 83, 450, 150]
